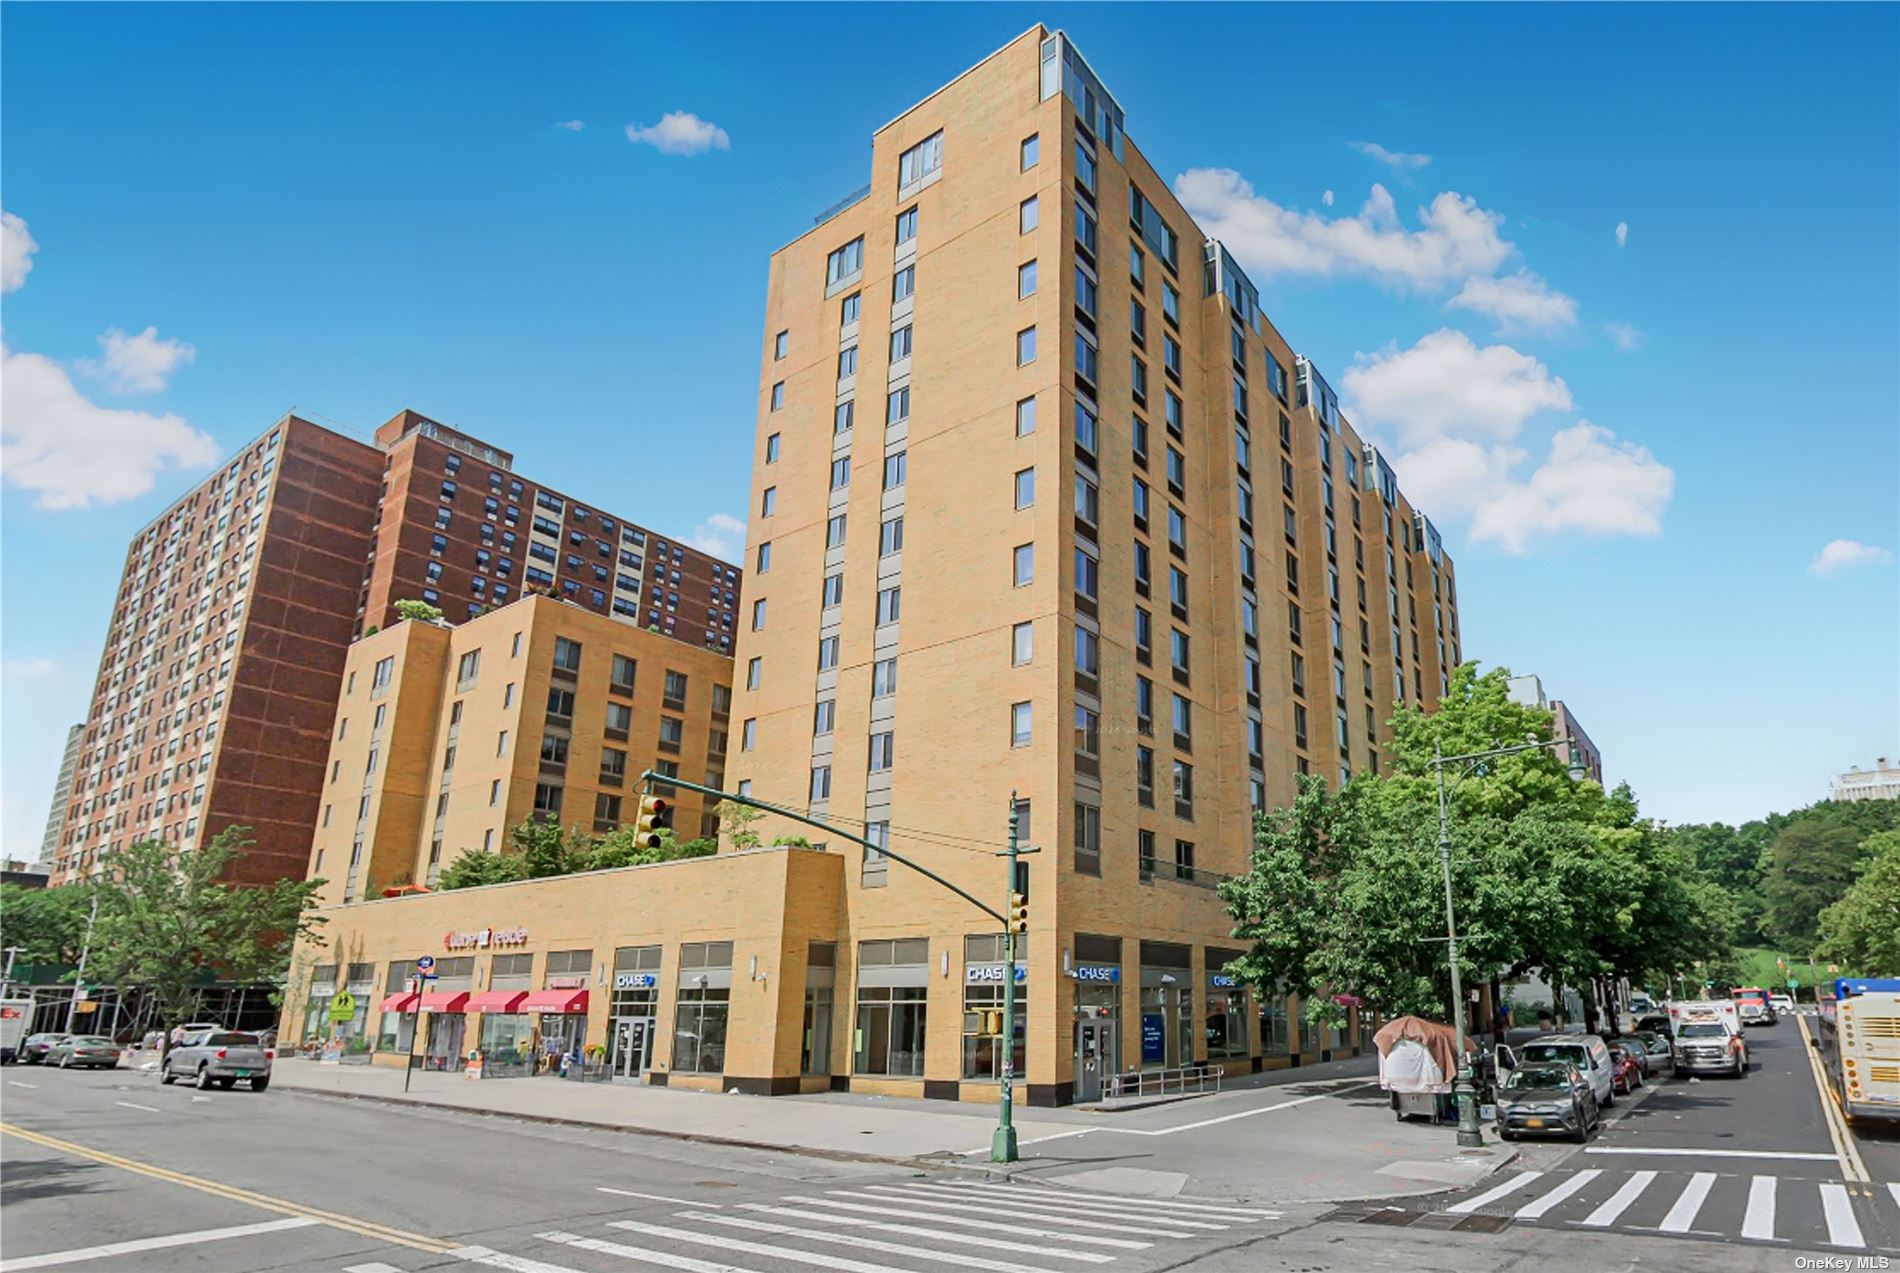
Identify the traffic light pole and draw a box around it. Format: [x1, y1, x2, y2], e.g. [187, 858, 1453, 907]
[993, 793, 1038, 1165]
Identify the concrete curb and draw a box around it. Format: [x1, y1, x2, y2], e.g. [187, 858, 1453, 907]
[280, 1082, 961, 1173]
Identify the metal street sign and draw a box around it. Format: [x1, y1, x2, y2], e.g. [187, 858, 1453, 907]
[327, 990, 357, 1023]
[416, 956, 437, 974]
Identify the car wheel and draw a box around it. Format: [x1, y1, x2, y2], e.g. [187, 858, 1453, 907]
[1573, 1113, 1589, 1144]
[250, 1077, 269, 1092]
[1500, 1129, 1515, 1142]
[160, 1067, 176, 1085]
[194, 1065, 212, 1091]
[1603, 1088, 1615, 1108]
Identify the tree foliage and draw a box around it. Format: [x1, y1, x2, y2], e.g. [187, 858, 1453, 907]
[434, 848, 529, 890]
[1817, 831, 1900, 973]
[85, 826, 325, 1025]
[715, 799, 764, 851]
[393, 598, 443, 624]
[1762, 820, 1871, 945]
[435, 819, 716, 890]
[0, 883, 94, 965]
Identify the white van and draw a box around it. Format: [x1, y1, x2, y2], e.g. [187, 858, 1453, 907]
[1501, 1035, 1618, 1107]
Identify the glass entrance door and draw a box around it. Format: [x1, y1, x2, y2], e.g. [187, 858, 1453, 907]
[611, 1016, 653, 1079]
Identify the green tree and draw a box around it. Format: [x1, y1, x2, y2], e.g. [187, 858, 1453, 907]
[1817, 831, 1900, 973]
[508, 818, 589, 878]
[435, 849, 529, 890]
[1763, 820, 1869, 944]
[0, 883, 94, 965]
[86, 827, 325, 1027]
[715, 799, 763, 851]
[393, 598, 443, 624]
[585, 829, 717, 871]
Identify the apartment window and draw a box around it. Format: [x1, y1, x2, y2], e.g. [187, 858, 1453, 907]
[837, 346, 858, 378]
[1172, 692, 1193, 746]
[1074, 803, 1101, 875]
[751, 598, 767, 630]
[887, 386, 910, 424]
[1130, 298, 1147, 346]
[1075, 333, 1099, 385]
[1016, 396, 1036, 436]
[1163, 334, 1182, 379]
[746, 657, 761, 690]
[1135, 606, 1153, 659]
[879, 516, 904, 556]
[1167, 507, 1187, 553]
[756, 542, 772, 574]
[774, 330, 788, 360]
[872, 657, 898, 697]
[1011, 621, 1033, 665]
[1133, 477, 1150, 526]
[897, 131, 942, 188]
[895, 206, 918, 245]
[1017, 327, 1036, 366]
[1075, 475, 1099, 525]
[741, 718, 758, 751]
[1074, 137, 1097, 193]
[371, 656, 393, 692]
[1074, 548, 1100, 601]
[1137, 746, 1155, 806]
[834, 400, 855, 434]
[1169, 565, 1189, 612]
[1075, 402, 1098, 453]
[1074, 625, 1100, 677]
[1172, 760, 1194, 817]
[1291, 651, 1307, 696]
[1131, 356, 1148, 402]
[765, 433, 780, 464]
[830, 458, 851, 490]
[868, 731, 894, 772]
[826, 236, 864, 287]
[870, 582, 905, 626]
[809, 765, 832, 802]
[497, 729, 509, 757]
[1170, 629, 1190, 677]
[1012, 544, 1033, 586]
[1014, 467, 1035, 509]
[821, 573, 844, 609]
[604, 701, 631, 737]
[812, 701, 834, 736]
[889, 326, 912, 361]
[1163, 279, 1180, 324]
[1175, 839, 1196, 881]
[826, 514, 848, 549]
[892, 265, 914, 302]
[1294, 702, 1309, 749]
[817, 636, 839, 671]
[1289, 600, 1303, 645]
[840, 291, 861, 324]
[760, 487, 776, 517]
[610, 654, 637, 693]
[769, 382, 785, 411]
[1020, 134, 1039, 170]
[458, 652, 483, 689]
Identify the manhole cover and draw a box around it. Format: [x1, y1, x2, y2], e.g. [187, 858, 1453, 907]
[1358, 1210, 1424, 1227]
[1453, 1213, 1512, 1233]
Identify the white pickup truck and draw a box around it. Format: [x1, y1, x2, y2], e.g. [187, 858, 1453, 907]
[1668, 1000, 1747, 1077]
[160, 1029, 273, 1091]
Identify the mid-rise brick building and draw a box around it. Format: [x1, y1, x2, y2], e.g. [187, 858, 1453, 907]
[52, 411, 740, 887]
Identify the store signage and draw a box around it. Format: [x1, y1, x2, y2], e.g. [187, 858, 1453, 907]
[546, 975, 587, 990]
[1210, 975, 1239, 988]
[966, 963, 1028, 985]
[614, 973, 657, 990]
[443, 926, 528, 951]
[1141, 1014, 1165, 1063]
[1072, 965, 1121, 983]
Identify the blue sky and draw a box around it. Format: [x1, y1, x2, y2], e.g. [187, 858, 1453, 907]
[3, 3, 1895, 858]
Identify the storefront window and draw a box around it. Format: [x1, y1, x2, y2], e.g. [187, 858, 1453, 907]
[803, 942, 835, 1076]
[962, 934, 1026, 1081]
[855, 937, 928, 1077]
[673, 941, 732, 1073]
[1138, 941, 1194, 1069]
[379, 959, 418, 1051]
[1205, 949, 1247, 1059]
[610, 945, 663, 1077]
[1259, 984, 1291, 1056]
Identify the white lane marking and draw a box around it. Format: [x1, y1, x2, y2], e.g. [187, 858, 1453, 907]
[944, 1180, 1281, 1219]
[189, 1095, 211, 1103]
[610, 1217, 947, 1273]
[1446, 1171, 1544, 1215]
[735, 1202, 1114, 1264]
[538, 1232, 756, 1273]
[857, 1184, 1194, 1237]
[597, 1185, 721, 1208]
[894, 1182, 1229, 1229]
[344, 1265, 405, 1273]
[1819, 1183, 1864, 1249]
[1658, 1172, 1717, 1233]
[1890, 1182, 1900, 1210]
[1514, 1169, 1601, 1220]
[114, 1101, 160, 1113]
[781, 1194, 1146, 1250]
[451, 1245, 589, 1273]
[1580, 1170, 1657, 1227]
[686, 1209, 1062, 1273]
[2, 1217, 320, 1270]
[7, 1081, 37, 1088]
[1112, 1082, 1383, 1137]
[1740, 1176, 1777, 1242]
[1583, 1147, 1836, 1160]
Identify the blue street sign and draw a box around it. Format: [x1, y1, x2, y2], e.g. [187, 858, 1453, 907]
[416, 956, 436, 973]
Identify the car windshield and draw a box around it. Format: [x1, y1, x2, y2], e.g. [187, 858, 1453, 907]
[209, 1032, 260, 1046]
[1519, 1044, 1582, 1064]
[1506, 1066, 1568, 1090]
[1679, 1023, 1729, 1039]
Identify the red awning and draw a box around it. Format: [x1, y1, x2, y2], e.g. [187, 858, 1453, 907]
[521, 988, 589, 1014]
[378, 992, 419, 1013]
[464, 990, 529, 1013]
[419, 991, 470, 1013]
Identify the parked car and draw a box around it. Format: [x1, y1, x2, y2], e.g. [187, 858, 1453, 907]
[159, 1029, 273, 1091]
[47, 1035, 121, 1070]
[1770, 993, 1796, 1016]
[1609, 1040, 1645, 1094]
[1628, 1029, 1675, 1076]
[1507, 1034, 1619, 1107]
[1634, 1012, 1673, 1039]
[18, 1033, 70, 1065]
[1496, 1062, 1600, 1143]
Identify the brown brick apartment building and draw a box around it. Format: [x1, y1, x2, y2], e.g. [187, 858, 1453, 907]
[282, 27, 1457, 1104]
[52, 411, 740, 888]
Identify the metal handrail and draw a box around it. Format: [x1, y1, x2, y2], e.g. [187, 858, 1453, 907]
[1102, 1063, 1224, 1101]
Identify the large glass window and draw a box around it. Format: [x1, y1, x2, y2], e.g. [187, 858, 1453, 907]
[962, 934, 1027, 1080]
[672, 942, 732, 1074]
[854, 938, 928, 1077]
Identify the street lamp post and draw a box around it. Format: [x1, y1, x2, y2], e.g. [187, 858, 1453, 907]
[1431, 734, 1588, 1150]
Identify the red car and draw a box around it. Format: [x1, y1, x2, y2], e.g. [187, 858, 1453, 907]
[1610, 1042, 1645, 1095]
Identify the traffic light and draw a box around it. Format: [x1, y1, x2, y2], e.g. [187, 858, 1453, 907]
[1007, 890, 1029, 934]
[981, 1009, 1004, 1036]
[635, 795, 671, 848]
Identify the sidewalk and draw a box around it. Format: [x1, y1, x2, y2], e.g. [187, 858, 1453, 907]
[266, 1051, 1513, 1205]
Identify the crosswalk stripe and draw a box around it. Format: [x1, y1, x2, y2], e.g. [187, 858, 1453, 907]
[1740, 1176, 1776, 1241]
[683, 1209, 1064, 1273]
[734, 1203, 1116, 1263]
[451, 1244, 590, 1273]
[1579, 1171, 1656, 1227]
[854, 1186, 1191, 1237]
[943, 1180, 1280, 1219]
[1890, 1182, 1900, 1211]
[780, 1195, 1146, 1250]
[343, 1265, 405, 1273]
[1658, 1172, 1717, 1233]
[1514, 1169, 1600, 1219]
[1446, 1172, 1543, 1215]
[537, 1231, 760, 1273]
[610, 1217, 947, 1273]
[1819, 1183, 1863, 1248]
[889, 1183, 1228, 1229]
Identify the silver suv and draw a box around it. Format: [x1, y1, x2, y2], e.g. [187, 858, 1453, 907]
[160, 1029, 273, 1091]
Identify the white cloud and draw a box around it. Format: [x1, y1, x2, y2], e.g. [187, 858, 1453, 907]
[685, 512, 746, 561]
[1341, 329, 1573, 446]
[1385, 436, 1527, 521]
[1176, 170, 1512, 292]
[2, 210, 37, 293]
[1, 342, 219, 509]
[1606, 321, 1644, 352]
[555, 120, 585, 132]
[1465, 422, 1674, 553]
[1322, 190, 1335, 207]
[1, 658, 58, 679]
[1349, 140, 1431, 172]
[1809, 540, 1894, 576]
[625, 111, 730, 156]
[1446, 270, 1578, 331]
[77, 326, 197, 393]
[1615, 221, 1629, 248]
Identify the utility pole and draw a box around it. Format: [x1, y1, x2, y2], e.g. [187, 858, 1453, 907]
[993, 792, 1038, 1164]
[64, 892, 100, 1033]
[1433, 741, 1482, 1149]
[1, 946, 20, 1001]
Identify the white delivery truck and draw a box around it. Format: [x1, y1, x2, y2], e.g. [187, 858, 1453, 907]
[1669, 999, 1747, 1077]
[0, 999, 32, 1064]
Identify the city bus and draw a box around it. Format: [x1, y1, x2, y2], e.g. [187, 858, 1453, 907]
[1816, 977, 1900, 1124]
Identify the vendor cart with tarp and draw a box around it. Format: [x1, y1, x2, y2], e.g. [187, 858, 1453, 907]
[1374, 1015, 1476, 1124]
